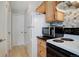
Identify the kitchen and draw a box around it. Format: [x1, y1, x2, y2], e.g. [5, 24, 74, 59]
[36, 1, 79, 57]
[0, 1, 79, 57]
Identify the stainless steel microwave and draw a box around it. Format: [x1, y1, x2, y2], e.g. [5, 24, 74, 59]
[42, 26, 64, 38]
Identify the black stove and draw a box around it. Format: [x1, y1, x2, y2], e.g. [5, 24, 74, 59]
[47, 28, 79, 57]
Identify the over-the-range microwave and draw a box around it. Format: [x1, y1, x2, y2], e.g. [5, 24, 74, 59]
[42, 26, 64, 38]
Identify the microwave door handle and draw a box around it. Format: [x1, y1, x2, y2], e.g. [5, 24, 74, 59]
[53, 26, 55, 37]
[48, 26, 50, 35]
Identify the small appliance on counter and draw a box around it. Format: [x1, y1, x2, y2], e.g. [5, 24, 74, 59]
[42, 26, 64, 39]
[47, 28, 79, 57]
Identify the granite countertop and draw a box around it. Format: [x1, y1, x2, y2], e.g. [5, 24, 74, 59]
[37, 36, 56, 41]
[37, 36, 50, 41]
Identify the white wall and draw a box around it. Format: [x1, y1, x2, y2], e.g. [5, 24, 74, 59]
[0, 1, 12, 56]
[0, 2, 8, 40]
[12, 13, 25, 46]
[24, 5, 33, 56]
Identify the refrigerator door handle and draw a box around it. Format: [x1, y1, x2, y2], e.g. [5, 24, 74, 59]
[24, 32, 27, 33]
[27, 26, 34, 28]
[8, 32, 11, 34]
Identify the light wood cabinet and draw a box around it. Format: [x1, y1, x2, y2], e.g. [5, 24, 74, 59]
[46, 1, 57, 22]
[36, 2, 46, 14]
[38, 39, 46, 57]
[36, 1, 64, 22]
[55, 10, 64, 22]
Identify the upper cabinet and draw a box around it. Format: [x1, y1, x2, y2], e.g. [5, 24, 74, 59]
[36, 1, 64, 22]
[55, 8, 64, 22]
[46, 1, 57, 22]
[36, 2, 46, 14]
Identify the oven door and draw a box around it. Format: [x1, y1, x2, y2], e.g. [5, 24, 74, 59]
[47, 43, 79, 57]
[47, 43, 67, 57]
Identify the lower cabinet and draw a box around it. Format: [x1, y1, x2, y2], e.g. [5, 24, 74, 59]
[38, 39, 46, 57]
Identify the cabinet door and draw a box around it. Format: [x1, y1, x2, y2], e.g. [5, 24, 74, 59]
[36, 2, 46, 14]
[55, 10, 64, 22]
[46, 1, 57, 22]
[38, 39, 46, 57]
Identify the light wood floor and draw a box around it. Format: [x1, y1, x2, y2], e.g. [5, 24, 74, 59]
[8, 45, 28, 57]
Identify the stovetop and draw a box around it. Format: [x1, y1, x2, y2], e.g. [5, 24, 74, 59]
[47, 34, 79, 56]
[53, 38, 74, 43]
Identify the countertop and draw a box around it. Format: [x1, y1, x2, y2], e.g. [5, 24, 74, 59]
[47, 34, 79, 56]
[37, 36, 49, 41]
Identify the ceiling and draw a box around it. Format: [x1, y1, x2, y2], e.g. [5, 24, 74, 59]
[10, 1, 43, 14]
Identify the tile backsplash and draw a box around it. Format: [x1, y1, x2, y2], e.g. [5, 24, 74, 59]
[63, 9, 79, 28]
[56, 1, 79, 28]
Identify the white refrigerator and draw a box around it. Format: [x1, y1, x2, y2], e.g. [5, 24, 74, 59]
[31, 12, 48, 56]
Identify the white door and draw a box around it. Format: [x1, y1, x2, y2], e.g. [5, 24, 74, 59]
[12, 13, 24, 46]
[24, 11, 32, 56]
